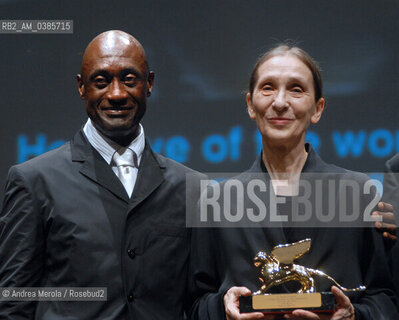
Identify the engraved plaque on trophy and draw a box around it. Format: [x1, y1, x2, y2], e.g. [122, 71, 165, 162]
[239, 239, 365, 314]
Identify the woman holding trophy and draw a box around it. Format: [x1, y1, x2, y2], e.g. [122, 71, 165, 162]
[188, 44, 398, 319]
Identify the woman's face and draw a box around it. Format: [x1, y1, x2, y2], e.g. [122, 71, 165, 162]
[247, 54, 324, 148]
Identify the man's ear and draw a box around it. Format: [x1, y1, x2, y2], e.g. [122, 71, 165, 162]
[146, 71, 155, 97]
[310, 97, 325, 124]
[246, 92, 256, 120]
[77, 74, 86, 100]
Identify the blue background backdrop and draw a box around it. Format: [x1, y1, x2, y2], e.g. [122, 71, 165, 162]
[1, 0, 398, 192]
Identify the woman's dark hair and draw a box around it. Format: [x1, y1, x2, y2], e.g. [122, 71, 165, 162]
[248, 44, 323, 101]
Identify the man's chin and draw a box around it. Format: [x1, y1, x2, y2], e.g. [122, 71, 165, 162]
[90, 117, 140, 143]
[101, 125, 140, 144]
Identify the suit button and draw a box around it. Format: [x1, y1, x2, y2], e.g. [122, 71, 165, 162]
[127, 294, 134, 302]
[127, 249, 136, 259]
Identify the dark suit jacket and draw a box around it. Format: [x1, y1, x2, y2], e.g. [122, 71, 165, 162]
[382, 153, 399, 305]
[383, 153, 399, 216]
[188, 145, 398, 320]
[0, 130, 202, 320]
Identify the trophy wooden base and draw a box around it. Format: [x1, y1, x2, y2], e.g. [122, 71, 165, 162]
[239, 292, 336, 314]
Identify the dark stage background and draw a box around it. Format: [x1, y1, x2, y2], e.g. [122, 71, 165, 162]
[1, 0, 398, 194]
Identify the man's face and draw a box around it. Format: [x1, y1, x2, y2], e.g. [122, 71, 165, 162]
[78, 36, 154, 144]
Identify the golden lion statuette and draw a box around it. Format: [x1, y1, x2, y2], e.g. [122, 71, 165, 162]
[239, 238, 366, 314]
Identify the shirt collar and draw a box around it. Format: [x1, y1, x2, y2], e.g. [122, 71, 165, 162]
[83, 118, 145, 166]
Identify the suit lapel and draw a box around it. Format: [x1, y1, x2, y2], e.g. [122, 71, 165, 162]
[71, 130, 129, 203]
[128, 142, 164, 211]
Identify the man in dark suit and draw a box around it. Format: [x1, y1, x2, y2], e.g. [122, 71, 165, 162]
[0, 30, 201, 319]
[382, 155, 399, 240]
[382, 154, 399, 305]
